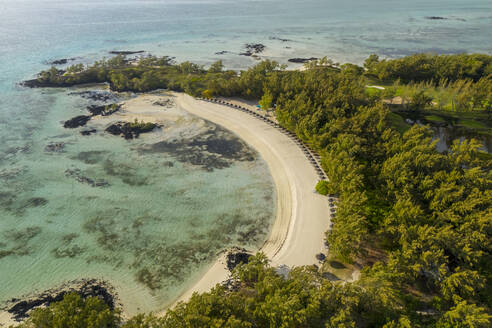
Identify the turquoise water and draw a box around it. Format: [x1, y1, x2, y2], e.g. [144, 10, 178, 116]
[1, 0, 491, 315]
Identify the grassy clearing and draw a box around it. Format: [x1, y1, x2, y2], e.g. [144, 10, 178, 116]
[424, 115, 446, 123]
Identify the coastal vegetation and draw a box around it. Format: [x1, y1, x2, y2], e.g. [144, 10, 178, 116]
[18, 53, 492, 327]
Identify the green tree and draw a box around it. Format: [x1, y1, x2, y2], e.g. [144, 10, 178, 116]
[436, 301, 491, 328]
[208, 60, 224, 73]
[259, 90, 273, 110]
[17, 293, 120, 328]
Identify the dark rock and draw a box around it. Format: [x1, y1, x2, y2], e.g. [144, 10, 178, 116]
[226, 250, 251, 272]
[63, 115, 91, 128]
[316, 253, 326, 262]
[80, 129, 97, 136]
[288, 57, 319, 63]
[275, 264, 291, 279]
[21, 69, 67, 88]
[21, 79, 43, 88]
[73, 151, 106, 165]
[153, 99, 174, 107]
[221, 277, 241, 292]
[105, 124, 123, 136]
[105, 122, 157, 139]
[23, 197, 48, 208]
[240, 43, 265, 56]
[329, 260, 346, 269]
[69, 90, 119, 103]
[44, 142, 66, 153]
[4, 279, 116, 321]
[109, 50, 145, 55]
[322, 272, 341, 281]
[269, 36, 292, 42]
[425, 16, 447, 20]
[65, 168, 110, 188]
[46, 58, 77, 66]
[163, 161, 174, 167]
[87, 104, 120, 116]
[215, 51, 230, 55]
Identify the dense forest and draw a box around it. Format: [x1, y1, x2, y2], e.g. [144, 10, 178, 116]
[16, 53, 492, 327]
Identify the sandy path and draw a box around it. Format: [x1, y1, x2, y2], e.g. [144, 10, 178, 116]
[170, 93, 332, 305]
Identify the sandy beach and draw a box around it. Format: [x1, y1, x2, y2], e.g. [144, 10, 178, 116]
[106, 92, 332, 307]
[169, 93, 332, 305]
[107, 92, 332, 307]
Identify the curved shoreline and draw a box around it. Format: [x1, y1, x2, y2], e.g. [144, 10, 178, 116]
[169, 93, 332, 307]
[0, 92, 332, 324]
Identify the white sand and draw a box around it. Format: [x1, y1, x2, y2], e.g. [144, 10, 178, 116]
[0, 311, 16, 327]
[169, 93, 332, 306]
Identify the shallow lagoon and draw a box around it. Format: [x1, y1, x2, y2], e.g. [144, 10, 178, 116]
[0, 88, 275, 314]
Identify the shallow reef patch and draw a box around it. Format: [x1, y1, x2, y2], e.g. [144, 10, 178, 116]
[72, 151, 107, 165]
[142, 125, 256, 171]
[0, 226, 42, 259]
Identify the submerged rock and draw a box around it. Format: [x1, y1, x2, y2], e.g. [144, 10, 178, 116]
[269, 36, 292, 42]
[147, 132, 256, 171]
[63, 115, 91, 128]
[65, 168, 110, 188]
[45, 57, 78, 66]
[80, 129, 97, 136]
[22, 197, 48, 208]
[425, 16, 447, 20]
[73, 151, 106, 165]
[44, 142, 66, 153]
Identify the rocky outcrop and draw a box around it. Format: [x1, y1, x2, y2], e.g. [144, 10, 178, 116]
[69, 90, 118, 103]
[45, 58, 78, 66]
[87, 104, 121, 116]
[109, 50, 144, 55]
[288, 57, 318, 63]
[3, 279, 116, 322]
[64, 104, 119, 131]
[226, 250, 252, 272]
[63, 115, 91, 128]
[105, 122, 157, 139]
[240, 43, 265, 56]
